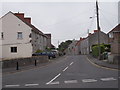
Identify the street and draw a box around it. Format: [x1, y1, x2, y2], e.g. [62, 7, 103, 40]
[2, 55, 119, 88]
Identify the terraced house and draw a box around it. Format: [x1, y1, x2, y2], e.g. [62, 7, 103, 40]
[0, 11, 51, 60]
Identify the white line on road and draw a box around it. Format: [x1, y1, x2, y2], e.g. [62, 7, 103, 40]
[5, 84, 20, 87]
[64, 80, 78, 84]
[48, 81, 59, 85]
[82, 79, 97, 83]
[46, 73, 61, 85]
[70, 62, 74, 66]
[101, 77, 117, 81]
[25, 83, 39, 86]
[63, 66, 69, 72]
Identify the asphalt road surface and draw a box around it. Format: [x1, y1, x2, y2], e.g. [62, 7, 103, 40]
[2, 55, 119, 88]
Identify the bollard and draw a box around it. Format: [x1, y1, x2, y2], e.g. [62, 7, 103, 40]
[35, 60, 37, 66]
[16, 62, 19, 70]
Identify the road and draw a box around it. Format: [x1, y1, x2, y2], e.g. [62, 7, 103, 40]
[2, 55, 119, 88]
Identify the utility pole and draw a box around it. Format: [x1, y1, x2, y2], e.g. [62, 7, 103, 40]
[58, 40, 59, 48]
[96, 0, 101, 60]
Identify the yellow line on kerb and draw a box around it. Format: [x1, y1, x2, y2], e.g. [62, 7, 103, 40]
[86, 57, 119, 71]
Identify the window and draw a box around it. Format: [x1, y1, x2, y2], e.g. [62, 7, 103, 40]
[109, 33, 113, 38]
[1, 32, 4, 39]
[11, 47, 17, 53]
[17, 32, 23, 39]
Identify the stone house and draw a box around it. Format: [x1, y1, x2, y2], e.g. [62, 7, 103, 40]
[76, 30, 108, 55]
[108, 24, 120, 54]
[107, 24, 120, 63]
[0, 11, 51, 60]
[65, 40, 78, 55]
[88, 30, 109, 54]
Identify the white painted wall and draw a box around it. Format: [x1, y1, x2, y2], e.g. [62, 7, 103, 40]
[0, 12, 33, 60]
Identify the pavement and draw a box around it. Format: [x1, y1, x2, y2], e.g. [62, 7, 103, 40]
[87, 55, 119, 70]
[2, 55, 119, 88]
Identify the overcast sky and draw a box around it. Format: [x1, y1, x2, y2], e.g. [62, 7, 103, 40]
[0, 0, 119, 47]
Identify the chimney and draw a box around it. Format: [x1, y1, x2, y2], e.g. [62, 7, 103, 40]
[24, 18, 31, 24]
[89, 33, 92, 36]
[94, 30, 98, 33]
[80, 37, 83, 41]
[14, 13, 24, 19]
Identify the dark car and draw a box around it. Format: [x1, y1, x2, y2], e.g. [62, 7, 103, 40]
[32, 53, 42, 56]
[47, 52, 56, 59]
[32, 52, 56, 59]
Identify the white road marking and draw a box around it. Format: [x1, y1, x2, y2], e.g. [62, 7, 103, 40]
[46, 73, 61, 85]
[70, 62, 74, 66]
[48, 81, 59, 85]
[64, 80, 78, 84]
[101, 77, 117, 81]
[25, 83, 39, 86]
[82, 79, 97, 83]
[63, 66, 69, 72]
[5, 84, 20, 87]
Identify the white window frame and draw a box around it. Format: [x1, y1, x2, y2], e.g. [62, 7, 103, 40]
[17, 32, 23, 39]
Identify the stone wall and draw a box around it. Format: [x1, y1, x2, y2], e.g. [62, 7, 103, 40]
[2, 56, 48, 69]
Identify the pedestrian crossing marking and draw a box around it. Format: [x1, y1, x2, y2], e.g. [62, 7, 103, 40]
[82, 79, 97, 83]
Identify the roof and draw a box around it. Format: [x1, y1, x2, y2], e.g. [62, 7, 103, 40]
[75, 40, 81, 46]
[108, 24, 120, 34]
[5, 11, 49, 38]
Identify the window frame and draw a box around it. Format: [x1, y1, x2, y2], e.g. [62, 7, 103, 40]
[11, 47, 17, 53]
[17, 32, 23, 39]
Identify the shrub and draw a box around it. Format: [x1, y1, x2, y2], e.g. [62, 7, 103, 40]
[35, 49, 43, 53]
[92, 44, 105, 57]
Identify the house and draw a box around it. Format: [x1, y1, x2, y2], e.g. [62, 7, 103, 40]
[65, 39, 78, 55]
[0, 11, 51, 60]
[45, 34, 52, 49]
[108, 24, 120, 54]
[74, 38, 81, 55]
[79, 37, 89, 55]
[107, 24, 120, 63]
[88, 30, 109, 53]
[77, 30, 108, 55]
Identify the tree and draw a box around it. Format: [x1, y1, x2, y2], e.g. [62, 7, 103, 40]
[58, 40, 72, 52]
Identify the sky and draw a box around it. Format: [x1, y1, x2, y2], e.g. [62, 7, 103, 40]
[0, 0, 119, 47]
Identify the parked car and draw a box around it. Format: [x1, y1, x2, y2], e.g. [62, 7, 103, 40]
[32, 51, 56, 59]
[32, 53, 42, 56]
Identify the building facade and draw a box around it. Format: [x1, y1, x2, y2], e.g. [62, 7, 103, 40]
[108, 24, 120, 54]
[0, 11, 51, 60]
[76, 30, 108, 55]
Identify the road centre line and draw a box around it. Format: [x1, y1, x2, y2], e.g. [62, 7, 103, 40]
[63, 66, 69, 72]
[25, 83, 39, 86]
[5, 84, 20, 87]
[70, 62, 74, 66]
[46, 73, 61, 85]
[101, 77, 117, 81]
[82, 79, 97, 83]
